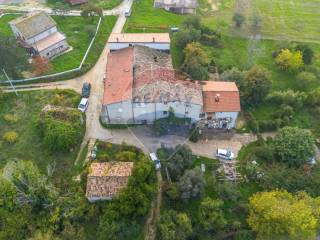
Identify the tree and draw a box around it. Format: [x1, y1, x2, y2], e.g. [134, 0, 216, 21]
[177, 167, 205, 201]
[182, 42, 209, 80]
[220, 67, 245, 85]
[198, 197, 226, 232]
[240, 65, 272, 107]
[166, 145, 194, 181]
[295, 44, 314, 65]
[248, 190, 320, 240]
[233, 13, 245, 28]
[275, 48, 304, 72]
[0, 34, 30, 78]
[157, 210, 192, 240]
[182, 15, 201, 29]
[273, 127, 315, 167]
[81, 3, 103, 19]
[175, 27, 201, 48]
[32, 56, 52, 76]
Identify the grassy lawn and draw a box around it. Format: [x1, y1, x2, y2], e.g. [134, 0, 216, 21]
[124, 0, 186, 33]
[0, 15, 116, 75]
[47, 0, 122, 10]
[0, 90, 84, 182]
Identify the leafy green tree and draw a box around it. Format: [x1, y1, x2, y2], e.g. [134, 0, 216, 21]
[177, 167, 205, 201]
[275, 48, 304, 72]
[248, 190, 320, 240]
[240, 65, 272, 107]
[295, 44, 314, 65]
[182, 42, 209, 80]
[174, 27, 201, 48]
[81, 3, 103, 19]
[233, 13, 245, 28]
[166, 145, 194, 181]
[157, 210, 192, 240]
[221, 67, 245, 85]
[273, 127, 315, 167]
[199, 197, 226, 232]
[0, 34, 30, 78]
[182, 15, 201, 29]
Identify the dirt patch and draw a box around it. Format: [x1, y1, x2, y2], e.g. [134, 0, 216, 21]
[207, 0, 219, 11]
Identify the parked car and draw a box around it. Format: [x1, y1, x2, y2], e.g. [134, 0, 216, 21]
[215, 148, 234, 160]
[78, 98, 89, 112]
[82, 82, 91, 98]
[125, 9, 132, 17]
[150, 152, 161, 170]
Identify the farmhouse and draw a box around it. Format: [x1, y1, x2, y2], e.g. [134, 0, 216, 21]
[9, 11, 70, 59]
[154, 0, 198, 14]
[108, 33, 171, 51]
[101, 46, 203, 124]
[86, 162, 133, 202]
[101, 45, 240, 129]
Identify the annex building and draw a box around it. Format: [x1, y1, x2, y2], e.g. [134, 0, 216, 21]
[86, 162, 133, 202]
[9, 11, 70, 59]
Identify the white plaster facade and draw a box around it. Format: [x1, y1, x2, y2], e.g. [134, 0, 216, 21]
[108, 42, 170, 51]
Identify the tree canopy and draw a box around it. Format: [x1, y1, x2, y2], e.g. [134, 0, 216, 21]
[0, 34, 30, 78]
[273, 126, 315, 167]
[275, 48, 304, 72]
[248, 190, 320, 240]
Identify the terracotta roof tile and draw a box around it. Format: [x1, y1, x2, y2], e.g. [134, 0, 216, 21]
[202, 81, 240, 112]
[103, 47, 134, 104]
[86, 162, 133, 199]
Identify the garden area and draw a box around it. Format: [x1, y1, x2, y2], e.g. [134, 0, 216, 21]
[0, 89, 157, 240]
[0, 14, 116, 79]
[156, 128, 320, 239]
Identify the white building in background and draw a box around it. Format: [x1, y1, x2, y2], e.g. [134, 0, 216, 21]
[101, 45, 241, 129]
[154, 0, 198, 14]
[9, 11, 70, 59]
[108, 33, 171, 51]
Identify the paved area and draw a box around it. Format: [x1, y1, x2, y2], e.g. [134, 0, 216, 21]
[0, 0, 133, 16]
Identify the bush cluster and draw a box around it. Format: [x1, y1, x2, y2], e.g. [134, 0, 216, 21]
[2, 131, 18, 144]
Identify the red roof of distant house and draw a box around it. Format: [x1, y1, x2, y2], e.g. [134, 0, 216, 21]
[103, 47, 134, 105]
[202, 81, 241, 112]
[68, 0, 87, 5]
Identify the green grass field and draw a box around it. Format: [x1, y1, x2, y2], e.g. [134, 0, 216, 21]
[0, 90, 84, 182]
[0, 15, 116, 75]
[201, 0, 320, 43]
[124, 0, 185, 32]
[47, 0, 122, 10]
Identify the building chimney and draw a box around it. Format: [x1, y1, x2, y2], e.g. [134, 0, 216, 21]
[215, 94, 220, 102]
[152, 37, 155, 42]
[116, 37, 119, 42]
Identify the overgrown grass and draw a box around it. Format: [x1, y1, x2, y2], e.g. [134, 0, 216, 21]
[124, 0, 185, 33]
[0, 90, 84, 182]
[47, 0, 122, 10]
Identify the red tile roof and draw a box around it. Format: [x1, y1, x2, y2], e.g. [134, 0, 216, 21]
[202, 81, 240, 112]
[103, 47, 134, 105]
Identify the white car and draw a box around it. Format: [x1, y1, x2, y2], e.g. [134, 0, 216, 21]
[215, 149, 234, 160]
[78, 98, 89, 112]
[150, 152, 161, 170]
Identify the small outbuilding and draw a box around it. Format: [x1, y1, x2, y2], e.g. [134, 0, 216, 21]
[108, 33, 171, 51]
[9, 11, 70, 59]
[86, 162, 134, 202]
[154, 0, 198, 14]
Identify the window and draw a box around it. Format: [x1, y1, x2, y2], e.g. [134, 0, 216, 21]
[163, 111, 168, 115]
[199, 113, 205, 118]
[164, 102, 168, 105]
[185, 111, 189, 115]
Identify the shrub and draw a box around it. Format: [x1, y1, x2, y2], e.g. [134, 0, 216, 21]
[3, 114, 18, 124]
[3, 131, 18, 144]
[233, 13, 245, 28]
[274, 48, 304, 72]
[306, 87, 320, 106]
[297, 71, 317, 82]
[266, 90, 307, 108]
[189, 127, 200, 143]
[295, 44, 314, 65]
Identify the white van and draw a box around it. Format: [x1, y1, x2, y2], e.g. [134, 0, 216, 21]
[215, 149, 234, 160]
[125, 9, 132, 17]
[150, 152, 161, 170]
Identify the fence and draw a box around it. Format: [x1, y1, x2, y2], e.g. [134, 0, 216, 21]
[1, 17, 102, 84]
